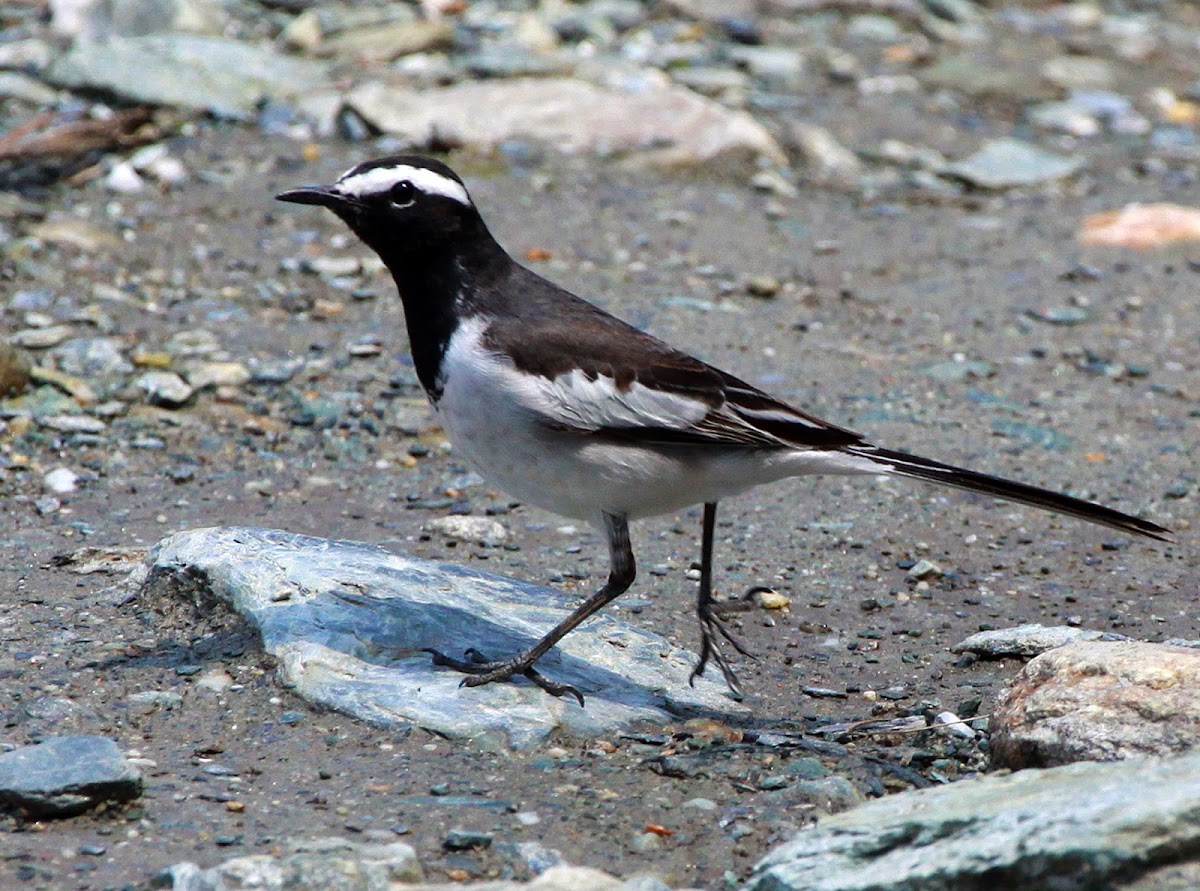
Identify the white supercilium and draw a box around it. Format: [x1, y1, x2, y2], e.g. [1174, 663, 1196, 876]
[335, 164, 472, 206]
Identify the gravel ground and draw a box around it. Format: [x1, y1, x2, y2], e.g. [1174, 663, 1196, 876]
[0, 121, 1196, 888]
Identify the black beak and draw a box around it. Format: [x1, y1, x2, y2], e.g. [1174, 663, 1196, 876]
[275, 185, 348, 208]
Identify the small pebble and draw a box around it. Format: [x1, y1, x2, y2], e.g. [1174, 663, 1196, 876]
[935, 711, 977, 740]
[425, 515, 508, 545]
[137, 371, 194, 408]
[12, 326, 74, 349]
[802, 686, 847, 699]
[750, 169, 797, 197]
[907, 559, 943, 581]
[302, 256, 362, 277]
[630, 831, 663, 853]
[39, 415, 107, 434]
[35, 495, 61, 515]
[443, 829, 493, 851]
[43, 467, 79, 495]
[105, 162, 144, 193]
[127, 690, 183, 713]
[754, 588, 791, 610]
[196, 668, 234, 693]
[1026, 306, 1091, 326]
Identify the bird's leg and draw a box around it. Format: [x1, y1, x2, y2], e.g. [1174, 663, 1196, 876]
[689, 501, 756, 698]
[424, 512, 635, 707]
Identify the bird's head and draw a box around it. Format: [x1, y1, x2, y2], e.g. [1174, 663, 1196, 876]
[276, 155, 482, 256]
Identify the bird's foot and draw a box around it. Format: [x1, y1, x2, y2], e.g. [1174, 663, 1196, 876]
[422, 647, 584, 706]
[688, 588, 762, 699]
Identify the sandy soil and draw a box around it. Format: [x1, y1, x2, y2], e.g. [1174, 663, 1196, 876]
[0, 128, 1195, 890]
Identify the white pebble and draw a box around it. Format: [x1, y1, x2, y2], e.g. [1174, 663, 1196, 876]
[196, 668, 234, 693]
[935, 711, 977, 739]
[145, 155, 187, 185]
[105, 161, 145, 193]
[43, 467, 79, 494]
[425, 515, 508, 545]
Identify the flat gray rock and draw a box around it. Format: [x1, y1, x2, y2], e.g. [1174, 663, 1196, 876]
[942, 138, 1084, 190]
[342, 76, 786, 171]
[44, 35, 333, 118]
[0, 735, 143, 818]
[953, 623, 1127, 658]
[745, 752, 1200, 891]
[161, 837, 424, 891]
[139, 527, 749, 749]
[161, 854, 633, 891]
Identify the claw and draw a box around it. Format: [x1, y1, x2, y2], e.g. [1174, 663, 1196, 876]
[424, 647, 584, 706]
[689, 587, 762, 699]
[422, 647, 459, 668]
[689, 618, 746, 700]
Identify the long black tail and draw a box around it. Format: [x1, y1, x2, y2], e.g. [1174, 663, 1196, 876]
[846, 444, 1171, 541]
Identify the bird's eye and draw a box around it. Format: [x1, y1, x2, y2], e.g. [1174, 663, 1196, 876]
[388, 180, 416, 206]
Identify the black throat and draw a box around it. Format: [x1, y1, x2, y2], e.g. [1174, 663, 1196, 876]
[370, 228, 511, 401]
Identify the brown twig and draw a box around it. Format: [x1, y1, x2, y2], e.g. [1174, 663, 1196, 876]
[0, 107, 157, 162]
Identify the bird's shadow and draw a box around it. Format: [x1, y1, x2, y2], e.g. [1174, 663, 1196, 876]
[267, 579, 748, 720]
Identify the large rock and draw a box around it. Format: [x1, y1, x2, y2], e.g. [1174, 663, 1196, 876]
[990, 641, 1200, 769]
[0, 735, 143, 818]
[160, 837, 424, 891]
[137, 527, 748, 749]
[44, 35, 333, 118]
[745, 753, 1200, 891]
[343, 75, 786, 171]
[50, 0, 229, 40]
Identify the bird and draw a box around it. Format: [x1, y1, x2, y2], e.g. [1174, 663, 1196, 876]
[276, 154, 1170, 705]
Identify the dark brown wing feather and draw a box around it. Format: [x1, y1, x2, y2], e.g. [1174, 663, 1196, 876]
[480, 271, 861, 449]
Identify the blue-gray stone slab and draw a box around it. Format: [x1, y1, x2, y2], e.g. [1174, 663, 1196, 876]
[44, 36, 333, 118]
[744, 753, 1200, 891]
[140, 527, 749, 749]
[0, 735, 143, 818]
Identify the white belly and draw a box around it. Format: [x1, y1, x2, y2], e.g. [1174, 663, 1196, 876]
[437, 400, 789, 520]
[433, 317, 882, 521]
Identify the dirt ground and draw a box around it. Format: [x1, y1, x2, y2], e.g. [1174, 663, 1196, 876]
[0, 126, 1196, 890]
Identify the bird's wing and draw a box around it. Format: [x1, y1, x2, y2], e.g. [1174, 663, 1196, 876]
[485, 302, 862, 450]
